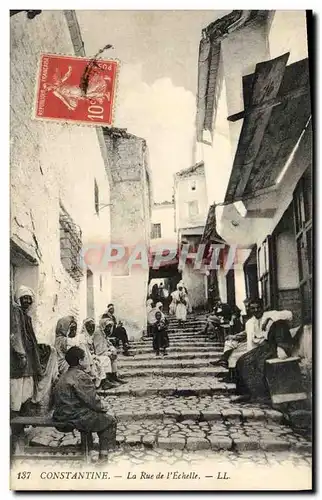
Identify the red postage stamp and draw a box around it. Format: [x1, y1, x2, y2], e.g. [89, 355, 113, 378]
[34, 54, 119, 126]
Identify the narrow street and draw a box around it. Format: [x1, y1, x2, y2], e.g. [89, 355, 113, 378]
[25, 313, 311, 467]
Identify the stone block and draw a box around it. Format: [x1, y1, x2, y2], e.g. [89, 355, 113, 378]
[157, 437, 185, 450]
[142, 434, 156, 446]
[145, 411, 163, 419]
[259, 439, 290, 451]
[30, 435, 52, 447]
[125, 435, 142, 445]
[241, 409, 254, 420]
[186, 438, 210, 451]
[221, 409, 241, 420]
[251, 410, 266, 420]
[181, 410, 199, 420]
[208, 437, 232, 450]
[201, 410, 222, 421]
[180, 419, 196, 425]
[116, 435, 125, 444]
[234, 437, 260, 451]
[265, 409, 283, 422]
[117, 412, 134, 421]
[294, 441, 312, 452]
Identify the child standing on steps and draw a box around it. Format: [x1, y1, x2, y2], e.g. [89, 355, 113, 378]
[152, 311, 169, 357]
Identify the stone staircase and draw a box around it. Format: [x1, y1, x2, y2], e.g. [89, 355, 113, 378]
[95, 314, 311, 453]
[27, 313, 311, 459]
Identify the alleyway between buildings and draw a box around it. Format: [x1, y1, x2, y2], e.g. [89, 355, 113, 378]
[19, 313, 312, 469]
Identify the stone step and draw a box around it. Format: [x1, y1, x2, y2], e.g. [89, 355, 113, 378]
[166, 332, 208, 338]
[130, 341, 223, 348]
[138, 335, 212, 343]
[120, 367, 228, 378]
[118, 358, 224, 370]
[29, 419, 311, 453]
[166, 324, 206, 330]
[101, 394, 285, 424]
[133, 338, 222, 345]
[97, 376, 236, 397]
[167, 327, 206, 332]
[140, 336, 213, 343]
[124, 346, 223, 355]
[168, 318, 207, 329]
[119, 351, 222, 362]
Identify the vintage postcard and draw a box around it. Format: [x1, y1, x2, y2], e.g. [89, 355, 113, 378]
[10, 9, 313, 491]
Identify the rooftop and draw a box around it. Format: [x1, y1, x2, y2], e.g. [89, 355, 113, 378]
[175, 161, 205, 178]
[196, 10, 269, 142]
[153, 201, 174, 207]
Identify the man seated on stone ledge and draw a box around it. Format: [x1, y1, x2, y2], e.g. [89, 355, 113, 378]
[230, 298, 294, 403]
[101, 303, 132, 356]
[53, 346, 117, 463]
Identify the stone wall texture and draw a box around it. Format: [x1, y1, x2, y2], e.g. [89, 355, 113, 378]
[10, 11, 112, 344]
[103, 131, 152, 339]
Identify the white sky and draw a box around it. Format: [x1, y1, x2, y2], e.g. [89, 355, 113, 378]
[77, 10, 229, 202]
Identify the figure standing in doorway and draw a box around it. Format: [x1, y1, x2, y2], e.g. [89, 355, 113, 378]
[171, 283, 189, 326]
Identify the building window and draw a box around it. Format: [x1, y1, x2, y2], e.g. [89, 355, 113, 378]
[60, 205, 83, 282]
[188, 200, 199, 218]
[151, 223, 162, 239]
[190, 179, 197, 191]
[94, 179, 99, 215]
[293, 168, 312, 323]
[257, 236, 276, 310]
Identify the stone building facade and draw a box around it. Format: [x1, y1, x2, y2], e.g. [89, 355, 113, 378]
[103, 128, 152, 339]
[195, 11, 312, 365]
[174, 162, 208, 309]
[10, 11, 113, 344]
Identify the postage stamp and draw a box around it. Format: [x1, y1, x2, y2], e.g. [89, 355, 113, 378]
[34, 54, 119, 126]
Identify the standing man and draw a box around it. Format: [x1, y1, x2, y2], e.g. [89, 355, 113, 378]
[101, 304, 132, 356]
[10, 286, 43, 416]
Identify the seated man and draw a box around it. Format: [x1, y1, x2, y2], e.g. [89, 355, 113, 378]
[55, 316, 79, 375]
[93, 318, 126, 388]
[101, 304, 132, 356]
[213, 297, 232, 324]
[79, 318, 120, 390]
[200, 310, 221, 340]
[232, 298, 294, 403]
[53, 346, 117, 463]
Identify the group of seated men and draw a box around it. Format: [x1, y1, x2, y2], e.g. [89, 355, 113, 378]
[10, 286, 132, 462]
[203, 297, 296, 403]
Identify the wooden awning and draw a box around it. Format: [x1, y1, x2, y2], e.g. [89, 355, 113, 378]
[224, 55, 311, 204]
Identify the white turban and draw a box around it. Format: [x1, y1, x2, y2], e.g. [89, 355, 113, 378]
[15, 286, 34, 302]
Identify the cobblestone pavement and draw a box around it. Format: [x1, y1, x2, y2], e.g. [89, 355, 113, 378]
[25, 313, 312, 461]
[28, 415, 311, 452]
[13, 447, 312, 469]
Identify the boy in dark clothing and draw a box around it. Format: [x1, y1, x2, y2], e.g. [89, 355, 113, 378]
[53, 346, 116, 462]
[152, 311, 169, 356]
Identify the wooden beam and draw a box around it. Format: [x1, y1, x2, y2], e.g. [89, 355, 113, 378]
[233, 53, 290, 200]
[227, 84, 310, 122]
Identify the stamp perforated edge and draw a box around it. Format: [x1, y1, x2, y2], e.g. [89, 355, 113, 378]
[32, 52, 121, 129]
